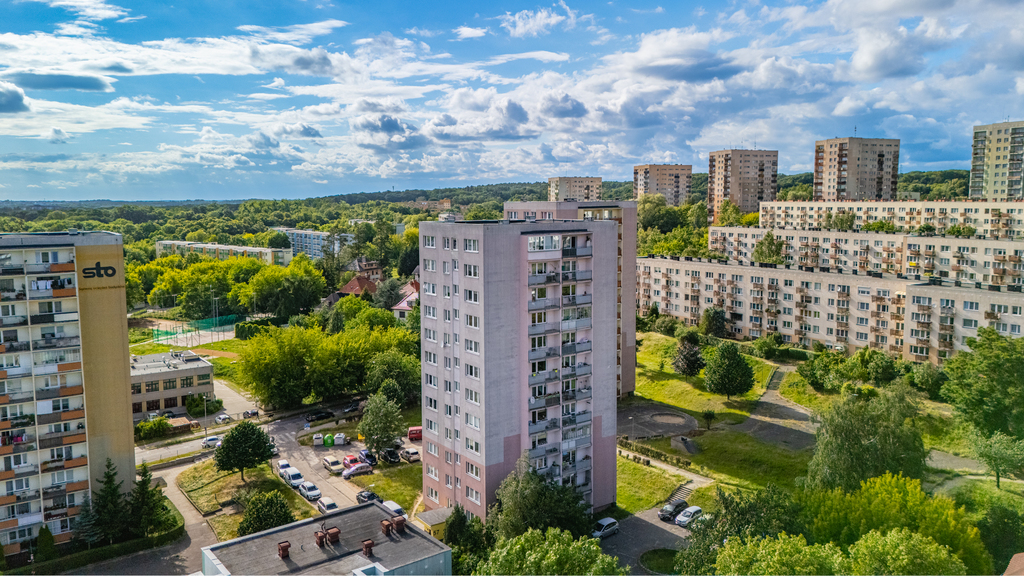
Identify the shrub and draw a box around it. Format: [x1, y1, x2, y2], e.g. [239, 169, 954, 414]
[134, 417, 171, 440]
[617, 438, 691, 469]
[653, 316, 678, 337]
[186, 396, 224, 419]
[235, 317, 289, 340]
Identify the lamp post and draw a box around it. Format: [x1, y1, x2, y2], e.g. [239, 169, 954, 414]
[628, 416, 634, 441]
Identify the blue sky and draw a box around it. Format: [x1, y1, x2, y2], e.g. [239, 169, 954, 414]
[0, 0, 1021, 200]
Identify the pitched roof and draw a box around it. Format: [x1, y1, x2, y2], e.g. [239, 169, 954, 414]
[392, 292, 419, 312]
[340, 275, 377, 295]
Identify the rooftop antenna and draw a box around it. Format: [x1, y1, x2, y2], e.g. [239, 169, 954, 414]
[854, 125, 857, 137]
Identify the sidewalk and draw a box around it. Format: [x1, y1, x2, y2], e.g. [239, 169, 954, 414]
[617, 447, 713, 489]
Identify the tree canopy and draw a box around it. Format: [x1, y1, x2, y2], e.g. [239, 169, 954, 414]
[488, 454, 592, 540]
[942, 327, 1024, 439]
[703, 342, 754, 400]
[477, 528, 627, 576]
[215, 421, 274, 482]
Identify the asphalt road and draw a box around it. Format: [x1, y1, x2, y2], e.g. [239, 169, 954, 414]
[599, 507, 690, 574]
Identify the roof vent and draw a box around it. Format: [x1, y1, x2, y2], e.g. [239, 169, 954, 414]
[278, 541, 290, 559]
[314, 531, 326, 548]
[326, 526, 340, 544]
[362, 539, 374, 557]
[380, 519, 392, 536]
[391, 515, 406, 533]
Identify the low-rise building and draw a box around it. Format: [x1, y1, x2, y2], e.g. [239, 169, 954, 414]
[155, 241, 291, 266]
[200, 501, 452, 576]
[345, 257, 383, 283]
[339, 275, 377, 297]
[273, 227, 353, 260]
[129, 350, 214, 422]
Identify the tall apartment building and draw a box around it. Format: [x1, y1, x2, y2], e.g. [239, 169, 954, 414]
[155, 241, 292, 266]
[417, 219, 619, 520]
[0, 232, 134, 560]
[548, 177, 602, 202]
[760, 200, 1024, 238]
[813, 137, 899, 201]
[970, 121, 1024, 199]
[636, 254, 1024, 365]
[708, 150, 778, 218]
[633, 165, 692, 206]
[272, 227, 353, 260]
[503, 201, 637, 397]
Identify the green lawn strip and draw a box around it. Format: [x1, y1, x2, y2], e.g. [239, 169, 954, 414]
[945, 479, 1024, 522]
[128, 341, 175, 356]
[350, 462, 423, 511]
[177, 460, 317, 518]
[137, 449, 201, 470]
[639, 549, 678, 574]
[297, 406, 422, 447]
[208, 514, 242, 542]
[643, 431, 811, 492]
[916, 406, 972, 457]
[634, 332, 772, 425]
[207, 356, 252, 398]
[777, 371, 839, 414]
[616, 455, 687, 514]
[193, 338, 246, 354]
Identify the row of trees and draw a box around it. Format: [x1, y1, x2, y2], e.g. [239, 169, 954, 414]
[70, 460, 169, 553]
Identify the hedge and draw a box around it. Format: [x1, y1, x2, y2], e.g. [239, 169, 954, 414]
[617, 438, 692, 469]
[7, 504, 185, 575]
[235, 317, 288, 340]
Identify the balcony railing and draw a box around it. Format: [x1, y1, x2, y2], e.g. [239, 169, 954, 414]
[562, 387, 592, 402]
[561, 294, 592, 306]
[561, 364, 592, 379]
[528, 393, 561, 409]
[528, 443, 559, 459]
[29, 312, 79, 325]
[0, 316, 28, 328]
[528, 347, 560, 361]
[562, 247, 593, 258]
[562, 411, 592, 427]
[0, 341, 30, 353]
[35, 384, 83, 400]
[561, 270, 593, 282]
[31, 336, 81, 350]
[528, 418, 560, 435]
[528, 371, 561, 385]
[528, 273, 560, 286]
[528, 322, 560, 336]
[561, 341, 592, 355]
[560, 318, 592, 331]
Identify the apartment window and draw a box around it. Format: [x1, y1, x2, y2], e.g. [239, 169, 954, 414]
[464, 239, 479, 252]
[963, 319, 978, 329]
[426, 397, 438, 411]
[145, 381, 159, 393]
[132, 402, 142, 414]
[464, 289, 479, 303]
[424, 351, 438, 365]
[466, 487, 481, 504]
[426, 465, 438, 480]
[465, 339, 480, 353]
[423, 259, 436, 272]
[465, 413, 480, 429]
[444, 379, 452, 392]
[426, 419, 438, 434]
[426, 442, 438, 456]
[424, 328, 437, 342]
[197, 373, 210, 384]
[465, 389, 480, 404]
[466, 314, 480, 328]
[425, 374, 438, 388]
[465, 364, 480, 379]
[164, 397, 177, 409]
[179, 376, 193, 388]
[146, 400, 160, 411]
[423, 236, 435, 248]
[464, 264, 480, 278]
[423, 283, 437, 295]
[466, 462, 480, 479]
[963, 301, 979, 311]
[465, 438, 480, 454]
[427, 487, 439, 502]
[131, 382, 141, 395]
[424, 305, 437, 319]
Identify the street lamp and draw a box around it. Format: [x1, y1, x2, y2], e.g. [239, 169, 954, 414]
[628, 416, 634, 441]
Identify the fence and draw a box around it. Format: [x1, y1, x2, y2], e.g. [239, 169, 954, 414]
[152, 314, 242, 344]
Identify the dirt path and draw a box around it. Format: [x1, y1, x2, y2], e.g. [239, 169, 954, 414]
[191, 348, 239, 359]
[729, 365, 818, 451]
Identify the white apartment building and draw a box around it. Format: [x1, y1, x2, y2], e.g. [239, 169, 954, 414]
[503, 201, 637, 397]
[970, 121, 1024, 199]
[272, 227, 353, 260]
[708, 149, 778, 218]
[130, 350, 214, 422]
[548, 177, 602, 202]
[417, 219, 620, 521]
[813, 137, 900, 201]
[155, 241, 292, 266]
[760, 200, 1024, 238]
[633, 165, 692, 206]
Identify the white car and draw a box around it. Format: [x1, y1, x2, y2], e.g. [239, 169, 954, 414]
[215, 414, 231, 424]
[382, 500, 408, 520]
[298, 481, 321, 501]
[281, 467, 304, 488]
[317, 497, 339, 514]
[675, 505, 703, 528]
[277, 459, 291, 473]
[592, 517, 619, 539]
[201, 436, 220, 448]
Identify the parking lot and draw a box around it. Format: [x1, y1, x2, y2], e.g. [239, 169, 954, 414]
[598, 507, 690, 574]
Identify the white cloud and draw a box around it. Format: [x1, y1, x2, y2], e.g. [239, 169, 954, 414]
[237, 19, 348, 45]
[631, 6, 664, 14]
[46, 127, 69, 143]
[116, 15, 146, 23]
[452, 26, 488, 40]
[405, 27, 440, 37]
[498, 2, 581, 38]
[0, 82, 30, 114]
[27, 0, 129, 21]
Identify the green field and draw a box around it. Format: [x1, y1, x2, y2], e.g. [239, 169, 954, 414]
[615, 455, 687, 514]
[777, 371, 839, 414]
[350, 462, 424, 512]
[632, 332, 774, 424]
[177, 460, 316, 528]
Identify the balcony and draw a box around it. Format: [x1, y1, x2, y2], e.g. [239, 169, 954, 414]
[916, 304, 932, 313]
[915, 337, 931, 346]
[561, 363, 592, 379]
[38, 409, 84, 426]
[528, 346, 560, 361]
[836, 336, 848, 343]
[528, 443, 559, 460]
[28, 287, 77, 300]
[528, 418, 560, 435]
[534, 463, 561, 479]
[31, 336, 81, 350]
[872, 295, 887, 303]
[562, 246, 593, 258]
[985, 311, 1001, 320]
[528, 273, 560, 286]
[528, 370, 561, 385]
[528, 393, 561, 409]
[794, 329, 805, 336]
[939, 340, 954, 351]
[41, 456, 87, 473]
[0, 341, 30, 354]
[837, 321, 849, 329]
[561, 294, 593, 306]
[561, 270, 593, 282]
[528, 298, 560, 312]
[890, 313, 904, 321]
[889, 344, 903, 354]
[562, 387, 592, 402]
[0, 316, 28, 328]
[528, 322, 560, 336]
[29, 311, 79, 325]
[837, 303, 850, 311]
[562, 411, 592, 427]
[35, 384, 83, 400]
[560, 318, 592, 331]
[561, 341, 592, 355]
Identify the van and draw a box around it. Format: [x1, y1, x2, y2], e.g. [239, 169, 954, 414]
[282, 467, 304, 488]
[382, 500, 407, 519]
[407, 426, 422, 441]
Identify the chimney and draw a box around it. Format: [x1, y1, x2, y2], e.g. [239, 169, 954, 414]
[326, 527, 340, 544]
[362, 539, 374, 557]
[391, 515, 406, 533]
[278, 541, 290, 559]
[315, 531, 326, 547]
[380, 519, 392, 536]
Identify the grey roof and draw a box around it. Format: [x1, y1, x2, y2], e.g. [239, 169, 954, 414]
[415, 507, 453, 526]
[130, 350, 213, 377]
[204, 501, 450, 576]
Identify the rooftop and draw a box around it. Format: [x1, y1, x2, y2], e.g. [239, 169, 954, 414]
[0, 230, 122, 248]
[202, 501, 451, 576]
[130, 350, 213, 377]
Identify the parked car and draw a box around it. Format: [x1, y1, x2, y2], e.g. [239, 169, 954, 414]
[342, 462, 372, 479]
[358, 449, 378, 466]
[381, 448, 401, 464]
[356, 490, 381, 504]
[242, 409, 259, 418]
[214, 414, 231, 424]
[400, 448, 420, 463]
[592, 517, 619, 539]
[675, 506, 703, 528]
[269, 441, 279, 456]
[382, 500, 407, 519]
[317, 497, 339, 514]
[407, 426, 422, 441]
[161, 410, 176, 418]
[298, 481, 322, 501]
[305, 410, 334, 423]
[343, 401, 360, 413]
[201, 436, 221, 449]
[658, 499, 690, 521]
[281, 467, 304, 488]
[342, 455, 361, 469]
[276, 458, 291, 473]
[323, 456, 345, 474]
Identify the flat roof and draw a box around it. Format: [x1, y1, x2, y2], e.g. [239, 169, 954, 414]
[0, 231, 122, 248]
[130, 350, 213, 377]
[204, 501, 450, 575]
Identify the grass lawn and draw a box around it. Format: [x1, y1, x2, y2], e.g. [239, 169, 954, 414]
[350, 462, 423, 512]
[298, 405, 422, 446]
[916, 403, 972, 457]
[633, 332, 773, 425]
[208, 356, 248, 395]
[208, 514, 243, 542]
[946, 478, 1024, 522]
[777, 371, 839, 414]
[644, 432, 811, 492]
[177, 459, 316, 521]
[616, 455, 687, 514]
[128, 341, 175, 356]
[197, 338, 247, 355]
[640, 549, 678, 574]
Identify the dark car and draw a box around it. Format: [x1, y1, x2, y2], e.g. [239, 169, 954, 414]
[304, 410, 334, 423]
[356, 490, 381, 504]
[381, 448, 401, 464]
[658, 499, 689, 521]
[343, 401, 361, 414]
[358, 449, 378, 466]
[242, 409, 259, 418]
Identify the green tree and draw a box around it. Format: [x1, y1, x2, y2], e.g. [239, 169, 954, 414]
[977, 505, 1024, 573]
[347, 307, 400, 330]
[714, 199, 744, 226]
[805, 387, 926, 492]
[94, 458, 127, 544]
[652, 315, 678, 336]
[970, 429, 1024, 489]
[832, 211, 856, 230]
[216, 421, 274, 482]
[444, 505, 491, 575]
[752, 230, 787, 264]
[688, 200, 709, 229]
[701, 409, 716, 430]
[366, 349, 420, 402]
[945, 224, 976, 237]
[37, 525, 59, 561]
[704, 343, 754, 400]
[74, 494, 103, 549]
[489, 454, 592, 540]
[264, 231, 291, 249]
[125, 271, 145, 310]
[358, 392, 404, 456]
[405, 304, 420, 337]
[699, 307, 727, 337]
[240, 326, 324, 409]
[478, 528, 627, 575]
[942, 327, 1024, 438]
[378, 378, 404, 405]
[129, 463, 166, 537]
[845, 528, 966, 576]
[324, 299, 346, 334]
[861, 221, 898, 233]
[916, 223, 937, 235]
[237, 492, 295, 537]
[752, 334, 779, 360]
[373, 277, 405, 310]
[241, 254, 326, 318]
[907, 361, 946, 399]
[740, 212, 760, 227]
[778, 183, 813, 201]
[715, 533, 843, 575]
[673, 341, 705, 377]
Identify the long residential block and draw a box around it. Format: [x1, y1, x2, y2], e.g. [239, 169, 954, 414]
[155, 240, 291, 266]
[272, 227, 353, 260]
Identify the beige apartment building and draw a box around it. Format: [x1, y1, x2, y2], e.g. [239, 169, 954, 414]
[503, 201, 637, 397]
[708, 150, 778, 218]
[970, 121, 1024, 199]
[636, 254, 1023, 365]
[155, 241, 291, 266]
[0, 232, 134, 561]
[633, 165, 692, 206]
[130, 350, 214, 422]
[760, 200, 1024, 238]
[548, 177, 602, 202]
[813, 138, 900, 201]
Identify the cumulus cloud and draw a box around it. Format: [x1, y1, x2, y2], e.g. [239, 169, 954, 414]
[263, 77, 286, 89]
[0, 82, 30, 113]
[271, 122, 323, 139]
[452, 26, 488, 40]
[237, 19, 349, 45]
[5, 72, 114, 92]
[47, 127, 69, 143]
[28, 0, 130, 21]
[405, 27, 440, 37]
[498, 1, 580, 38]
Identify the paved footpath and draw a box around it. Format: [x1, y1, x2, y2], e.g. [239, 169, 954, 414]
[731, 365, 818, 451]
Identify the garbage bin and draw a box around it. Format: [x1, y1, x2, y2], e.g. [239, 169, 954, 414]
[324, 434, 335, 447]
[313, 433, 324, 446]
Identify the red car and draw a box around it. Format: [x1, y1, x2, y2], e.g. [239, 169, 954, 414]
[343, 455, 361, 469]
